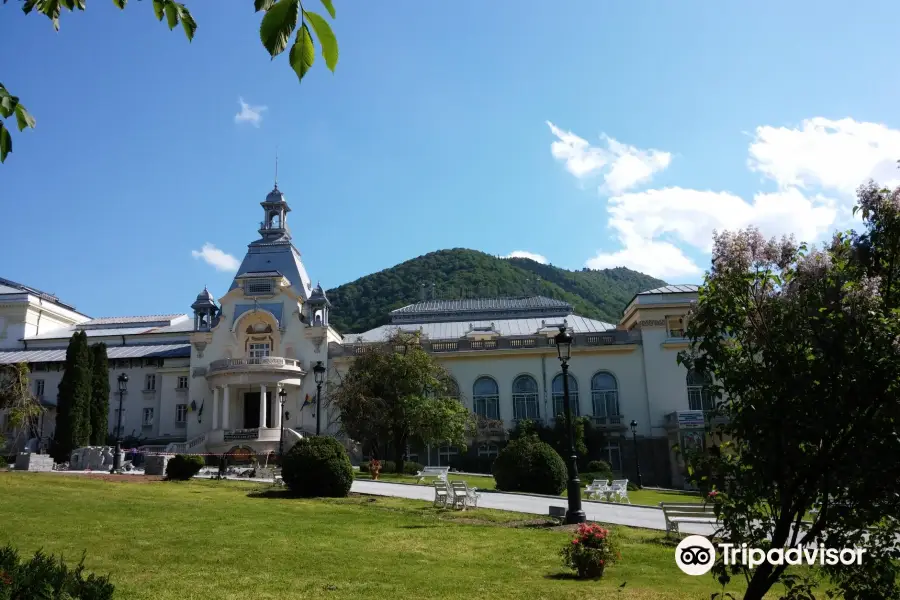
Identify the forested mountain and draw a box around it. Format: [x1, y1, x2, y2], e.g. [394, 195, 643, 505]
[326, 249, 667, 334]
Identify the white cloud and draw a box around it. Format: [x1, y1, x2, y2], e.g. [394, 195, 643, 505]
[547, 121, 672, 194]
[571, 117, 900, 281]
[504, 251, 548, 264]
[234, 97, 267, 127]
[191, 243, 240, 272]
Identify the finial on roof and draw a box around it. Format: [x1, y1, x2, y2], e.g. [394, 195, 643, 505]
[274, 146, 279, 188]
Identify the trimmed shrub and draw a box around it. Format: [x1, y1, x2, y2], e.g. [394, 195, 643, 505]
[0, 544, 114, 599]
[627, 481, 639, 492]
[586, 460, 612, 475]
[402, 461, 424, 475]
[358, 461, 369, 473]
[282, 436, 353, 497]
[165, 454, 205, 481]
[492, 436, 567, 495]
[0, 456, 7, 469]
[380, 460, 397, 474]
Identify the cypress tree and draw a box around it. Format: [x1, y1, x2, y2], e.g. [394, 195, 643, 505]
[89, 343, 110, 445]
[54, 331, 92, 460]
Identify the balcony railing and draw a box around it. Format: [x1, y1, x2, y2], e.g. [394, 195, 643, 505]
[223, 428, 260, 442]
[207, 357, 304, 374]
[590, 415, 626, 427]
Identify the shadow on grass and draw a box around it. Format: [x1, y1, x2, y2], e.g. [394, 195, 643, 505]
[246, 489, 297, 499]
[544, 572, 583, 581]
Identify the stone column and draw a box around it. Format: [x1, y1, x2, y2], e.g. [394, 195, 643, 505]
[274, 386, 283, 429]
[222, 385, 230, 430]
[212, 386, 219, 429]
[259, 384, 267, 428]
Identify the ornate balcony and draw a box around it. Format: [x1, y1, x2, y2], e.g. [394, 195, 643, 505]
[207, 356, 305, 376]
[589, 415, 628, 430]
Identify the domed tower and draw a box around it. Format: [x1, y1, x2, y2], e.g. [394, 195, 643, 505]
[307, 282, 331, 327]
[191, 286, 218, 331]
[258, 184, 291, 243]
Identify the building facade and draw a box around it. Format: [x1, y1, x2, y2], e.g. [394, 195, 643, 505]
[0, 184, 707, 487]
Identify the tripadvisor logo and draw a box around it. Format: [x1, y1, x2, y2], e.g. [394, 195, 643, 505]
[675, 535, 866, 576]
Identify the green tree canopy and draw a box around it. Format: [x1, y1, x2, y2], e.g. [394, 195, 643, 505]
[678, 180, 900, 600]
[54, 331, 92, 460]
[1, 0, 338, 163]
[0, 363, 42, 443]
[330, 332, 476, 473]
[89, 343, 110, 446]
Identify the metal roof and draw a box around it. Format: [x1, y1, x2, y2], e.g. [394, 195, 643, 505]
[235, 270, 284, 279]
[343, 314, 615, 343]
[637, 285, 699, 295]
[0, 276, 82, 312]
[0, 344, 191, 365]
[391, 296, 572, 315]
[81, 314, 185, 327]
[230, 243, 312, 300]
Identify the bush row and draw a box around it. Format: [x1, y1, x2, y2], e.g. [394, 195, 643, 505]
[0, 544, 114, 599]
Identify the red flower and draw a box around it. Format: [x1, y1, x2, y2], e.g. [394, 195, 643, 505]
[0, 571, 11, 585]
[572, 539, 579, 545]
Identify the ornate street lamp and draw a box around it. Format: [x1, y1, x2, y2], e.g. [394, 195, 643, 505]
[278, 388, 288, 464]
[555, 325, 585, 524]
[630, 419, 643, 488]
[313, 361, 326, 435]
[111, 373, 128, 474]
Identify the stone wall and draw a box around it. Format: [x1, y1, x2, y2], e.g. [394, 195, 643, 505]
[15, 453, 54, 472]
[144, 454, 171, 476]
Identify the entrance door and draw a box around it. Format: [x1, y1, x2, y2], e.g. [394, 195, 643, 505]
[242, 392, 272, 428]
[244, 393, 260, 429]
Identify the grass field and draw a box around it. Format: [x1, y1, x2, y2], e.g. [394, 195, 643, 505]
[0, 472, 757, 600]
[353, 471, 700, 506]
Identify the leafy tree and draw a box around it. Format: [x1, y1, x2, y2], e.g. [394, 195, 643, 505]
[510, 416, 609, 468]
[678, 180, 900, 600]
[327, 248, 666, 333]
[330, 332, 476, 474]
[54, 331, 92, 460]
[0, 0, 338, 163]
[0, 363, 43, 444]
[89, 343, 109, 445]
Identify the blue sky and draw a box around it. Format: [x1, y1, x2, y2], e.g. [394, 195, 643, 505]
[4, 0, 900, 318]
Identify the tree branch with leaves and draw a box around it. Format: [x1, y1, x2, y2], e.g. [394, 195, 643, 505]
[1, 0, 338, 163]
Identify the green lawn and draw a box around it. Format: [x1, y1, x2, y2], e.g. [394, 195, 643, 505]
[354, 471, 701, 506]
[0, 472, 757, 600]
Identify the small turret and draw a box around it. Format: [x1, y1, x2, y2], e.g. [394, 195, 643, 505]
[191, 286, 218, 331]
[307, 282, 331, 327]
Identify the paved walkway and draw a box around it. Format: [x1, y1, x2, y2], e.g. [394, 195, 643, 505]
[351, 480, 716, 535]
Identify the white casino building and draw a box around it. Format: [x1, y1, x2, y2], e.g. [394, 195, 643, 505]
[0, 184, 710, 487]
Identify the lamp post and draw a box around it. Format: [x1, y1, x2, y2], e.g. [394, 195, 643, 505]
[111, 373, 128, 474]
[313, 361, 326, 435]
[555, 325, 585, 524]
[630, 419, 643, 489]
[278, 388, 287, 464]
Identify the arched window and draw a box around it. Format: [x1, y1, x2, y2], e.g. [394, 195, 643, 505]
[473, 377, 500, 420]
[551, 373, 579, 418]
[512, 374, 540, 421]
[591, 372, 620, 424]
[686, 371, 713, 411]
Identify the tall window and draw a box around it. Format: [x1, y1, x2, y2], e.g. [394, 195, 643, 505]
[175, 404, 188, 423]
[249, 343, 270, 358]
[551, 373, 579, 418]
[34, 379, 45, 397]
[177, 376, 189, 389]
[477, 444, 499, 459]
[438, 445, 458, 466]
[666, 315, 686, 338]
[472, 376, 500, 420]
[591, 372, 620, 421]
[142, 407, 154, 427]
[687, 371, 714, 411]
[512, 375, 540, 421]
[145, 374, 156, 391]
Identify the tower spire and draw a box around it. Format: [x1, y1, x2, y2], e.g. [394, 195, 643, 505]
[274, 147, 279, 188]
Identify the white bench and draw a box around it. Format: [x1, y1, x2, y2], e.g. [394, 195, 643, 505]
[449, 481, 480, 510]
[416, 466, 450, 484]
[433, 480, 451, 508]
[660, 502, 718, 537]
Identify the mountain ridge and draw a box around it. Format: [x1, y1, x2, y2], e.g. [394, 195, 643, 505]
[325, 249, 667, 334]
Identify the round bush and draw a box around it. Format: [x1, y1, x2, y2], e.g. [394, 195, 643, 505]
[586, 460, 611, 475]
[380, 460, 397, 474]
[282, 436, 354, 498]
[166, 454, 204, 481]
[492, 436, 568, 495]
[402, 461, 424, 475]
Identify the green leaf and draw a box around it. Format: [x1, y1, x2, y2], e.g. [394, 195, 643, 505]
[318, 0, 335, 18]
[22, 0, 38, 15]
[164, 1, 178, 29]
[288, 22, 315, 81]
[60, 0, 75, 10]
[0, 122, 11, 163]
[304, 10, 338, 72]
[0, 94, 16, 119]
[259, 0, 299, 57]
[152, 0, 165, 20]
[254, 0, 275, 11]
[14, 104, 36, 131]
[113, 0, 127, 8]
[39, 0, 62, 30]
[177, 4, 197, 41]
